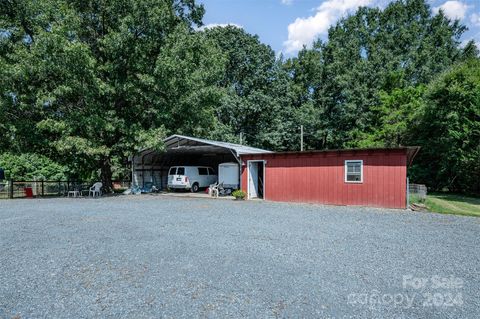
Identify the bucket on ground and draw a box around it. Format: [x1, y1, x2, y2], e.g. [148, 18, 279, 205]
[24, 187, 34, 198]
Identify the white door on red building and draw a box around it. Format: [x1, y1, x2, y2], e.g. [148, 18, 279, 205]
[248, 162, 259, 199]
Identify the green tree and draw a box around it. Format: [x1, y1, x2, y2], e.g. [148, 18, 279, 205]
[154, 26, 226, 138]
[203, 26, 296, 150]
[411, 59, 480, 193]
[0, 0, 207, 189]
[358, 86, 426, 147]
[0, 153, 67, 180]
[290, 0, 472, 149]
[283, 41, 327, 150]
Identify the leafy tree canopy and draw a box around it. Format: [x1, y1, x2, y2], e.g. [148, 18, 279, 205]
[411, 59, 480, 193]
[290, 0, 473, 149]
[0, 153, 67, 180]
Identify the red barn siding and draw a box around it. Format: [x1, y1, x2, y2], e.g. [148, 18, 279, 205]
[241, 149, 407, 209]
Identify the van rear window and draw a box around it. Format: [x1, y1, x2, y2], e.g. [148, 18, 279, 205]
[177, 167, 185, 175]
[198, 167, 208, 175]
[168, 167, 176, 175]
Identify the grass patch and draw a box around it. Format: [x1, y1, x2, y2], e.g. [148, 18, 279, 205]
[411, 192, 480, 217]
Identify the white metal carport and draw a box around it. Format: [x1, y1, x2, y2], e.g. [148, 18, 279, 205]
[131, 135, 271, 189]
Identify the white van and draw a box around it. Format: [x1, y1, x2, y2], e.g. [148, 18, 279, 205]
[168, 166, 217, 192]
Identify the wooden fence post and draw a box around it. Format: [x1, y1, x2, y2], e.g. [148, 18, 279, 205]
[41, 181, 44, 197]
[9, 180, 13, 199]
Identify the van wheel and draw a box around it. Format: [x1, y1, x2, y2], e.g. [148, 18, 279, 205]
[191, 183, 199, 193]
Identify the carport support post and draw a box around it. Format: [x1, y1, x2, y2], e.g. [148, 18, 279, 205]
[130, 155, 134, 187]
[229, 149, 242, 191]
[159, 158, 167, 190]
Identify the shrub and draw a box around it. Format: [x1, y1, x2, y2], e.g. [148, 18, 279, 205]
[232, 190, 246, 200]
[0, 153, 68, 180]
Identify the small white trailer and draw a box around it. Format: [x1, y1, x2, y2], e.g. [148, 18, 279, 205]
[218, 162, 239, 190]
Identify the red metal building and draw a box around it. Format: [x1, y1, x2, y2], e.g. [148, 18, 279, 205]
[133, 135, 419, 209]
[240, 147, 419, 209]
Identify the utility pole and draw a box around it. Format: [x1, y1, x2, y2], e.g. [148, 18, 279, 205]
[300, 125, 304, 151]
[239, 132, 243, 145]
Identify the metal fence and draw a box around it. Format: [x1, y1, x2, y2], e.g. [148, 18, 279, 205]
[409, 183, 428, 200]
[0, 180, 131, 199]
[406, 179, 428, 208]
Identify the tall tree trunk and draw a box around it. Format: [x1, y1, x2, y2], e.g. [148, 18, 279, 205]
[101, 158, 113, 193]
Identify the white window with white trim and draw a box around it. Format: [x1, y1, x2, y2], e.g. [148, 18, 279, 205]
[345, 160, 363, 183]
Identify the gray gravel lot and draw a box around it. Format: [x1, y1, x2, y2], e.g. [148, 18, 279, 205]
[1, 195, 479, 318]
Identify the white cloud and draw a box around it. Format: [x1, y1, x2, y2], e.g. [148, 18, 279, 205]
[283, 0, 372, 53]
[433, 1, 469, 20]
[460, 39, 472, 47]
[196, 23, 243, 31]
[460, 34, 480, 50]
[470, 13, 480, 26]
[281, 0, 294, 5]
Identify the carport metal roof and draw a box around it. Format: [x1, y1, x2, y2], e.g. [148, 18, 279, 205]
[163, 135, 272, 156]
[134, 135, 272, 165]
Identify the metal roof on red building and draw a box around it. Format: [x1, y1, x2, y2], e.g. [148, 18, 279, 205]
[241, 146, 420, 166]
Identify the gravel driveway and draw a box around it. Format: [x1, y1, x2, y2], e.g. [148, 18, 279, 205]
[1, 196, 479, 318]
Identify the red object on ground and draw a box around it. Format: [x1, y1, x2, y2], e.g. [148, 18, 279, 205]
[240, 148, 419, 209]
[24, 187, 34, 198]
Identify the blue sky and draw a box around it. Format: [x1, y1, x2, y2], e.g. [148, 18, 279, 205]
[199, 0, 480, 56]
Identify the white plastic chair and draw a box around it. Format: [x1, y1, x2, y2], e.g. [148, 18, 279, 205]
[210, 182, 224, 198]
[208, 182, 217, 197]
[89, 182, 103, 197]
